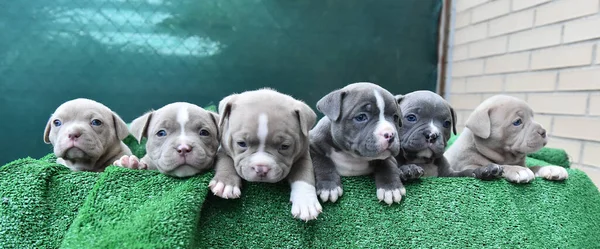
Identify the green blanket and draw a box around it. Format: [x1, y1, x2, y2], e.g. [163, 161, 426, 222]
[1, 136, 599, 248]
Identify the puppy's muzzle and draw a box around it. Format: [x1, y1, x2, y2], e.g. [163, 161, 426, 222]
[176, 144, 193, 157]
[251, 164, 270, 177]
[424, 132, 439, 143]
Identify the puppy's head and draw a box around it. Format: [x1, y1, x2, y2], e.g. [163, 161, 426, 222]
[396, 90, 456, 159]
[219, 89, 316, 183]
[130, 102, 220, 178]
[466, 95, 547, 155]
[317, 82, 402, 159]
[43, 98, 129, 168]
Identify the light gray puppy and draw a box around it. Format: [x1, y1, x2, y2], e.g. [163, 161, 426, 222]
[395, 90, 503, 180]
[444, 95, 569, 183]
[310, 82, 404, 205]
[43, 98, 132, 172]
[209, 88, 321, 221]
[113, 102, 220, 178]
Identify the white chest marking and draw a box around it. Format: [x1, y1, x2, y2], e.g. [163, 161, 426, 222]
[329, 149, 373, 176]
[257, 113, 268, 152]
[176, 106, 189, 139]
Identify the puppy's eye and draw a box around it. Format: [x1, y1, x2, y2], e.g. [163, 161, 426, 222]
[237, 141, 247, 148]
[280, 144, 290, 151]
[199, 129, 210, 136]
[156, 130, 167, 137]
[354, 113, 368, 122]
[90, 119, 102, 126]
[443, 121, 451, 128]
[512, 119, 522, 126]
[405, 114, 417, 122]
[53, 119, 62, 127]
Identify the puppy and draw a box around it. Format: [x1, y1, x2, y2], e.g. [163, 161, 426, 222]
[395, 91, 502, 180]
[444, 95, 569, 183]
[113, 102, 220, 178]
[43, 98, 132, 172]
[208, 89, 321, 221]
[310, 82, 404, 205]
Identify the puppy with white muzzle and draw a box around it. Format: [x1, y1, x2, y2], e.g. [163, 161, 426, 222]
[310, 82, 404, 205]
[395, 91, 503, 180]
[444, 95, 569, 183]
[114, 102, 220, 178]
[43, 98, 132, 172]
[208, 89, 321, 221]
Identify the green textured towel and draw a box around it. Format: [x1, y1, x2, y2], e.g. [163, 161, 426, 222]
[0, 134, 599, 248]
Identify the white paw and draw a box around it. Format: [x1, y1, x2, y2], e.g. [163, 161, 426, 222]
[504, 167, 535, 183]
[316, 186, 343, 203]
[290, 181, 322, 221]
[113, 155, 147, 170]
[536, 166, 569, 181]
[376, 187, 405, 205]
[208, 179, 241, 199]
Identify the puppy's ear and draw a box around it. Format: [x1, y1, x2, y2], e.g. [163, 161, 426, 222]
[130, 111, 153, 143]
[208, 111, 221, 140]
[43, 117, 52, 144]
[394, 94, 404, 104]
[218, 94, 238, 134]
[112, 112, 130, 141]
[394, 95, 404, 128]
[295, 101, 317, 137]
[450, 107, 458, 135]
[465, 107, 491, 139]
[316, 89, 346, 121]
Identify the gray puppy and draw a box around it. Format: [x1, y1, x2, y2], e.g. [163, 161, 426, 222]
[113, 102, 220, 178]
[395, 90, 503, 180]
[43, 98, 132, 172]
[209, 88, 321, 221]
[444, 95, 569, 183]
[310, 82, 404, 205]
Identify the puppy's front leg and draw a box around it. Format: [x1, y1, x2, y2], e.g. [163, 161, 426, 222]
[439, 158, 503, 180]
[502, 165, 535, 183]
[287, 151, 322, 221]
[373, 157, 405, 205]
[529, 165, 568, 181]
[113, 155, 152, 170]
[209, 149, 242, 199]
[312, 149, 343, 203]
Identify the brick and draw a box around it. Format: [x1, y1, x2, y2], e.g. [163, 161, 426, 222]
[484, 52, 530, 74]
[452, 59, 485, 77]
[534, 114, 553, 131]
[455, 0, 489, 12]
[489, 10, 534, 36]
[564, 17, 600, 43]
[590, 93, 600, 116]
[454, 22, 488, 45]
[553, 117, 600, 141]
[450, 78, 467, 93]
[505, 72, 556, 92]
[483, 93, 526, 102]
[449, 94, 483, 110]
[547, 137, 582, 163]
[528, 93, 588, 115]
[452, 45, 469, 61]
[469, 36, 507, 58]
[512, 0, 551, 11]
[457, 110, 472, 126]
[508, 25, 561, 52]
[597, 44, 600, 64]
[471, 0, 511, 23]
[572, 164, 600, 189]
[583, 142, 600, 166]
[535, 0, 599, 26]
[455, 12, 471, 29]
[558, 67, 600, 91]
[530, 43, 594, 70]
[465, 75, 504, 93]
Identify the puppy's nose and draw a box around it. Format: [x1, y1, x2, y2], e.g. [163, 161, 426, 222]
[176, 144, 192, 156]
[68, 132, 81, 141]
[424, 132, 439, 143]
[252, 165, 270, 177]
[539, 129, 547, 138]
[381, 132, 395, 142]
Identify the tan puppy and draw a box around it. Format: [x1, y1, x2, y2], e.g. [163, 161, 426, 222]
[444, 95, 568, 183]
[113, 102, 220, 178]
[209, 88, 321, 221]
[43, 98, 132, 172]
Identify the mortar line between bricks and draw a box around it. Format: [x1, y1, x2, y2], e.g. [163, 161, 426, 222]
[451, 90, 598, 94]
[453, 39, 597, 60]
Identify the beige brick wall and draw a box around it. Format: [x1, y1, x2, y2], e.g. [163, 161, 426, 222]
[445, 0, 600, 187]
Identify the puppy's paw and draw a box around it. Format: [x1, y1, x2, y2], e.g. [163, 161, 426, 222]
[503, 166, 535, 184]
[473, 164, 504, 180]
[316, 180, 343, 203]
[113, 155, 148, 170]
[535, 165, 569, 181]
[376, 187, 406, 205]
[290, 182, 322, 221]
[398, 164, 424, 181]
[208, 177, 242, 199]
